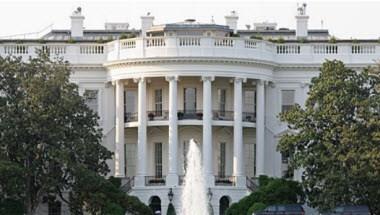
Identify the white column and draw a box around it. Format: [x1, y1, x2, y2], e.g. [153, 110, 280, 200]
[256, 80, 265, 176]
[115, 80, 125, 177]
[202, 76, 214, 186]
[233, 77, 245, 186]
[166, 76, 179, 186]
[135, 77, 147, 186]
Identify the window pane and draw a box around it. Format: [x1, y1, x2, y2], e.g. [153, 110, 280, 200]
[183, 140, 189, 173]
[184, 88, 196, 113]
[218, 89, 226, 115]
[218, 142, 226, 177]
[243, 89, 255, 112]
[155, 142, 162, 177]
[125, 91, 137, 113]
[154, 89, 162, 116]
[83, 90, 98, 113]
[281, 90, 295, 112]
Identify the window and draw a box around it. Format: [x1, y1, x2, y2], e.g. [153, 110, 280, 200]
[218, 142, 226, 177]
[124, 90, 137, 121]
[184, 88, 196, 114]
[154, 89, 163, 116]
[243, 89, 255, 113]
[48, 201, 61, 215]
[183, 140, 189, 173]
[83, 90, 98, 113]
[154, 142, 163, 178]
[218, 89, 226, 116]
[281, 90, 295, 112]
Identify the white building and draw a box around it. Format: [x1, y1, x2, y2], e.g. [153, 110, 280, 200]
[1, 5, 379, 215]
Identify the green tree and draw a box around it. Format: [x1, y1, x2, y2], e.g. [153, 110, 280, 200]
[226, 176, 304, 215]
[279, 60, 380, 214]
[0, 53, 112, 215]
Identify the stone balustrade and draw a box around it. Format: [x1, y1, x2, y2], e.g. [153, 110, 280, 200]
[1, 37, 380, 65]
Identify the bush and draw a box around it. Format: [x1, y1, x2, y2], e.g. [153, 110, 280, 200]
[247, 202, 266, 215]
[0, 199, 24, 215]
[167, 203, 176, 215]
[225, 176, 304, 215]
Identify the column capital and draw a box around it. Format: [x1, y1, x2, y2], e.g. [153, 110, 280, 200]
[201, 76, 215, 82]
[234, 77, 247, 83]
[165, 75, 179, 82]
[133, 77, 145, 83]
[257, 79, 268, 86]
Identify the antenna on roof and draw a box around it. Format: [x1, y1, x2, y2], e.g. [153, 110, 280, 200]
[321, 19, 324, 29]
[147, 12, 151, 16]
[211, 16, 215, 24]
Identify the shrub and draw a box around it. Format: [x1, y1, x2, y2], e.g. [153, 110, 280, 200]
[247, 202, 266, 215]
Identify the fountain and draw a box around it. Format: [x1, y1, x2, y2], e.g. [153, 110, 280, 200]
[181, 139, 209, 215]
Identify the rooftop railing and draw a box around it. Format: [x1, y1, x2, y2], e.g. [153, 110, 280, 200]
[1, 37, 380, 65]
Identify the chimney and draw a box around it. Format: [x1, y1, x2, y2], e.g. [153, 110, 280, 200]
[225, 11, 239, 34]
[295, 3, 309, 38]
[70, 7, 85, 38]
[141, 12, 154, 37]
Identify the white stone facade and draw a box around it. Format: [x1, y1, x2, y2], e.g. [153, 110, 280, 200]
[0, 6, 378, 215]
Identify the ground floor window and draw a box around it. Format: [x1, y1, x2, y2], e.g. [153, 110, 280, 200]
[155, 142, 163, 178]
[219, 196, 230, 215]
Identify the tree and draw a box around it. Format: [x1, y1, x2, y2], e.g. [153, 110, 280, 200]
[279, 60, 380, 214]
[225, 176, 304, 215]
[0, 53, 112, 215]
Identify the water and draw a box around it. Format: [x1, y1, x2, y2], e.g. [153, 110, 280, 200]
[181, 139, 209, 215]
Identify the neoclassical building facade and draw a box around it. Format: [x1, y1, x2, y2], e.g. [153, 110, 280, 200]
[1, 5, 379, 215]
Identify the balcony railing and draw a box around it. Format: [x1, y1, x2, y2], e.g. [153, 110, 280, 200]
[120, 177, 134, 193]
[147, 110, 169, 121]
[145, 176, 166, 186]
[215, 175, 236, 186]
[125, 112, 138, 122]
[246, 176, 259, 192]
[212, 110, 234, 121]
[177, 110, 203, 120]
[243, 112, 256, 122]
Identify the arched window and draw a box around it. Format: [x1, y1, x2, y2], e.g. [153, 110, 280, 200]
[219, 196, 230, 215]
[149, 196, 161, 215]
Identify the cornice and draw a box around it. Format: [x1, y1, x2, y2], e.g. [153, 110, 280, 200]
[103, 57, 277, 70]
[70, 64, 106, 72]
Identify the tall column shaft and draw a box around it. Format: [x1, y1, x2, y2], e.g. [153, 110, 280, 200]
[166, 76, 179, 185]
[115, 80, 125, 177]
[135, 77, 147, 186]
[256, 80, 265, 176]
[202, 76, 214, 186]
[233, 78, 244, 178]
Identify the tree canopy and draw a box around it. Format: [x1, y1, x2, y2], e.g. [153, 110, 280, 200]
[0, 53, 112, 215]
[279, 60, 380, 214]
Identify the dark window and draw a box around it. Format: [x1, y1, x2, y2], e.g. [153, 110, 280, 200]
[218, 142, 226, 177]
[83, 90, 98, 113]
[281, 90, 295, 112]
[48, 201, 61, 215]
[184, 88, 196, 114]
[154, 142, 162, 178]
[154, 89, 162, 116]
[218, 89, 226, 116]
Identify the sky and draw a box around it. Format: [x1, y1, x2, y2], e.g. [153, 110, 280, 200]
[0, 0, 379, 39]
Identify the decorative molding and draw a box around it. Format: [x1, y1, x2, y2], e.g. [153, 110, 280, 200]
[234, 77, 247, 83]
[133, 77, 145, 83]
[299, 82, 310, 88]
[165, 75, 179, 82]
[201, 76, 215, 82]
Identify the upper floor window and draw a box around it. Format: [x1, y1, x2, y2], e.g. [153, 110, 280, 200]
[281, 90, 295, 112]
[154, 89, 163, 116]
[83, 89, 99, 113]
[184, 88, 196, 113]
[243, 89, 256, 113]
[218, 89, 227, 116]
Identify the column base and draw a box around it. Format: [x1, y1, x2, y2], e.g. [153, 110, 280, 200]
[166, 174, 179, 186]
[234, 175, 246, 187]
[134, 175, 146, 187]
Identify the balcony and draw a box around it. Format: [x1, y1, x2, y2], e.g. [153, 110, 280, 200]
[213, 110, 234, 121]
[145, 176, 166, 186]
[243, 112, 256, 122]
[147, 110, 169, 121]
[125, 112, 138, 122]
[215, 175, 236, 186]
[177, 110, 203, 120]
[124, 111, 256, 123]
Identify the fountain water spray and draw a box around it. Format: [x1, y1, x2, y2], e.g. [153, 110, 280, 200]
[180, 139, 209, 215]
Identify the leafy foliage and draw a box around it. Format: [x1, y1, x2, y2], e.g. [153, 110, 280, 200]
[279, 60, 380, 214]
[247, 202, 267, 215]
[0, 52, 112, 214]
[226, 176, 304, 215]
